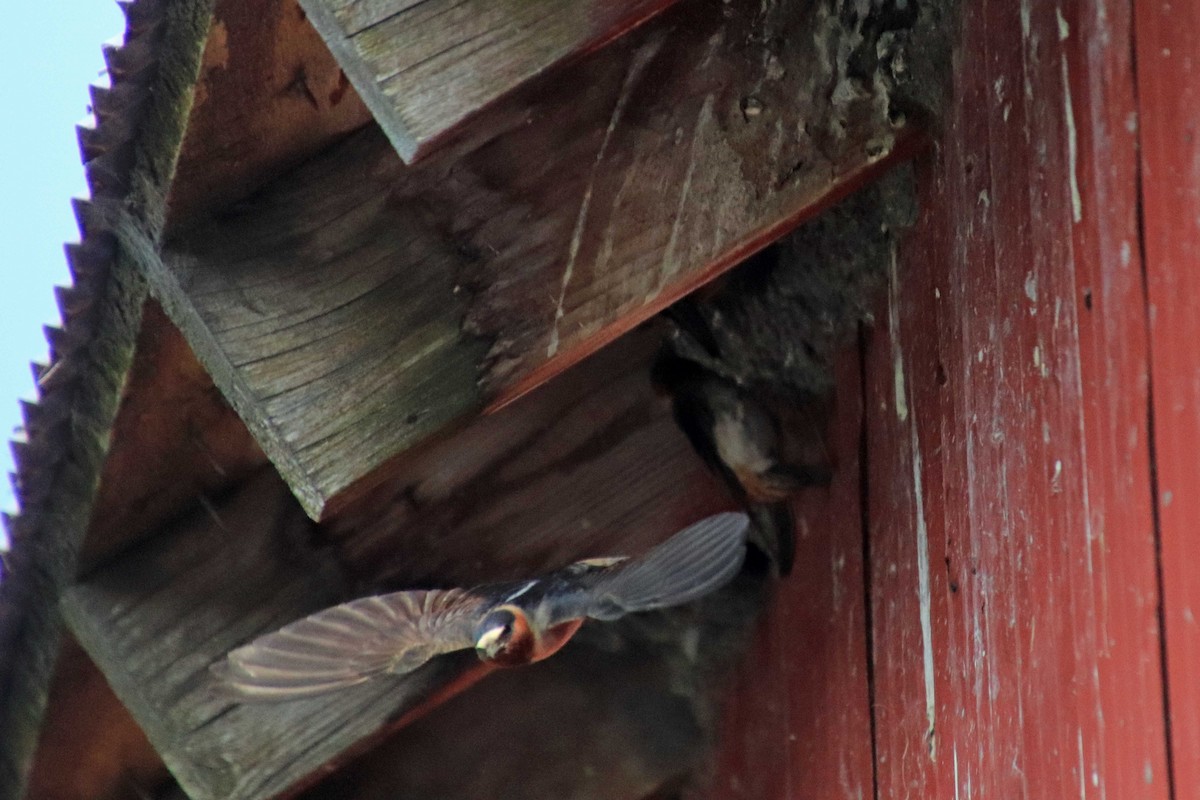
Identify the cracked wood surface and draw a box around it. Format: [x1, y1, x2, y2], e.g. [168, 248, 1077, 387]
[864, 1, 1169, 797]
[318, 327, 735, 592]
[299, 0, 680, 162]
[152, 0, 916, 519]
[1135, 0, 1200, 795]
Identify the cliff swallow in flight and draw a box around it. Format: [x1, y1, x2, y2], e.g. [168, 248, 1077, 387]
[212, 512, 750, 701]
[652, 351, 831, 577]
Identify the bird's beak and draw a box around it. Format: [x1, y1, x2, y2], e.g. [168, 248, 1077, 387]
[475, 626, 505, 659]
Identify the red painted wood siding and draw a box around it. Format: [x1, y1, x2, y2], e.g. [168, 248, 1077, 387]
[707, 0, 1186, 796]
[1136, 0, 1200, 795]
[868, 0, 1167, 794]
[706, 359, 874, 800]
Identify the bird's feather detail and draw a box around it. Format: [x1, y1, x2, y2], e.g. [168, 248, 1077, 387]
[212, 588, 486, 701]
[211, 513, 750, 702]
[585, 512, 749, 620]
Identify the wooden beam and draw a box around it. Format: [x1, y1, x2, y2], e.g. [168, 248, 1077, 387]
[147, 0, 930, 519]
[299, 0, 681, 163]
[321, 326, 736, 591]
[24, 636, 169, 800]
[290, 329, 780, 799]
[145, 147, 488, 518]
[81, 302, 268, 574]
[63, 470, 482, 800]
[24, 303, 264, 800]
[62, 329, 772, 800]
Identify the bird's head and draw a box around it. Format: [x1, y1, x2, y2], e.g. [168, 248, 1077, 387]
[474, 606, 533, 665]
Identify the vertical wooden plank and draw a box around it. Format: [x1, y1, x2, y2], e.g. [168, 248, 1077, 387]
[1064, 1, 1169, 796]
[1136, 0, 1200, 794]
[866, 0, 1169, 797]
[704, 357, 874, 799]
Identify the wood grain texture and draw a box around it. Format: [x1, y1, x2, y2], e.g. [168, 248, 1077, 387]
[61, 329, 787, 800]
[167, 0, 373, 222]
[152, 0, 922, 519]
[865, 0, 1168, 796]
[0, 0, 214, 795]
[151, 130, 488, 518]
[81, 302, 268, 574]
[28, 303, 263, 799]
[62, 470, 485, 800]
[322, 326, 737, 592]
[298, 0, 679, 162]
[298, 330, 782, 799]
[703, 357, 873, 800]
[1135, 0, 1200, 794]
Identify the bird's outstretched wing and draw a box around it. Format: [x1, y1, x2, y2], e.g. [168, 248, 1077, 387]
[582, 511, 749, 621]
[212, 588, 488, 702]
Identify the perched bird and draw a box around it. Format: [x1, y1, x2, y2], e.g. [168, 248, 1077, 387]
[652, 350, 831, 577]
[212, 512, 750, 701]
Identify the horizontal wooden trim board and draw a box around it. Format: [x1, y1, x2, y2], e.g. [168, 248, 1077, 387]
[62, 469, 493, 800]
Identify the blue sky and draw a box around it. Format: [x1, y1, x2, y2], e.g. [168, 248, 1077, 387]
[0, 2, 126, 542]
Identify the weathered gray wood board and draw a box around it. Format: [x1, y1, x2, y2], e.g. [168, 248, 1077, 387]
[148, 0, 921, 520]
[149, 139, 488, 519]
[60, 330, 779, 800]
[1, 0, 215, 794]
[321, 327, 737, 591]
[62, 471, 481, 800]
[298, 0, 680, 162]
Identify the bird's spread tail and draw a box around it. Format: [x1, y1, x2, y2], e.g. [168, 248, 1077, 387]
[588, 512, 750, 620]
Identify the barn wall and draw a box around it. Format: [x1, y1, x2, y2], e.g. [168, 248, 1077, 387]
[708, 0, 1186, 797]
[1136, 0, 1200, 795]
[866, 0, 1168, 794]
